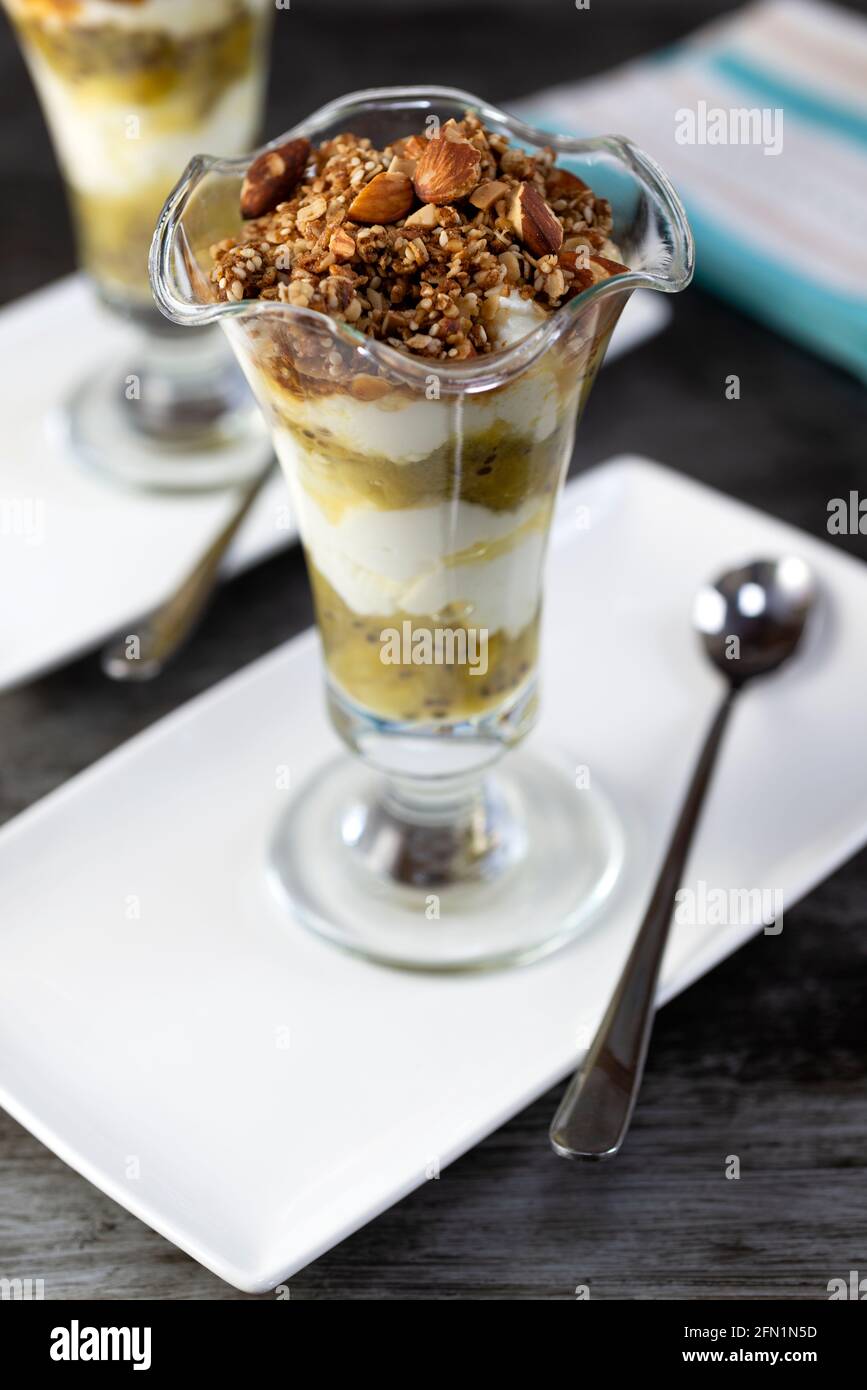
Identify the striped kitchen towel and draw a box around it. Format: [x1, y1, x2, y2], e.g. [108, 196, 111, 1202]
[517, 0, 867, 380]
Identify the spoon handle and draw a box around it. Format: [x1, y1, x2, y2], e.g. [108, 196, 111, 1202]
[550, 686, 737, 1160]
[101, 461, 275, 682]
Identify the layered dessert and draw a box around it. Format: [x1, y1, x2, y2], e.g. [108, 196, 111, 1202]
[206, 113, 630, 728]
[5, 0, 271, 309]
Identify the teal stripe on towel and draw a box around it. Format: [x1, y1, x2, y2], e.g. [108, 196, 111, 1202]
[683, 201, 867, 382]
[711, 50, 867, 149]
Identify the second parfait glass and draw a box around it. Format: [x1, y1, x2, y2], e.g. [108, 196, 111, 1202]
[3, 0, 274, 490]
[152, 86, 693, 969]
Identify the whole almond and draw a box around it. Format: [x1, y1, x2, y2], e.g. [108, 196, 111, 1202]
[546, 167, 590, 199]
[508, 182, 563, 257]
[414, 138, 482, 205]
[241, 138, 310, 219]
[348, 172, 414, 224]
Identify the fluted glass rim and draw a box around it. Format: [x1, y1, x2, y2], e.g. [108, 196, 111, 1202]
[150, 84, 694, 393]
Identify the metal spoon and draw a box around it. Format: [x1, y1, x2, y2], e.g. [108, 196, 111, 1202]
[550, 556, 817, 1161]
[101, 460, 276, 682]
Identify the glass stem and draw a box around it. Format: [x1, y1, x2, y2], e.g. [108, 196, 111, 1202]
[345, 766, 524, 889]
[380, 767, 487, 830]
[122, 323, 251, 445]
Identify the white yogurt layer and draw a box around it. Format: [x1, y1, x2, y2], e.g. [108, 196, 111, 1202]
[259, 304, 566, 467]
[9, 0, 270, 37]
[491, 292, 550, 349]
[272, 372, 562, 464]
[234, 292, 567, 632]
[280, 454, 550, 637]
[401, 529, 545, 638]
[25, 59, 264, 195]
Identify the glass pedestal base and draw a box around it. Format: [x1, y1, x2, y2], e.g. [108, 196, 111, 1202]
[268, 746, 624, 972]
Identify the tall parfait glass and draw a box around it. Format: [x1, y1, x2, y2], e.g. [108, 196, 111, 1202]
[3, 0, 274, 490]
[151, 87, 694, 969]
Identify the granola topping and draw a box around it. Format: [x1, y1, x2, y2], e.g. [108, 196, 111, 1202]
[209, 112, 629, 360]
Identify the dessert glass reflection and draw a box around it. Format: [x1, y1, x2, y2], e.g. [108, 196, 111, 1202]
[4, 0, 274, 489]
[151, 87, 694, 969]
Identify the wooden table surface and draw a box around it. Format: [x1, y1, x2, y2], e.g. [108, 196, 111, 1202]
[1, 0, 866, 1300]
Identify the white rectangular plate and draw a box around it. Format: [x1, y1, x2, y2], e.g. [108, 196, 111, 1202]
[2, 457, 866, 1292]
[0, 276, 669, 691]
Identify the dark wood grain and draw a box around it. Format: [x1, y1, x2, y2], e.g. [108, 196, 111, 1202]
[1, 0, 866, 1301]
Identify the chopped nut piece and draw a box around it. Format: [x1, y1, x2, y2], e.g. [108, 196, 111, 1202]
[469, 179, 509, 210]
[393, 134, 428, 161]
[547, 167, 590, 198]
[404, 204, 440, 229]
[545, 268, 566, 300]
[414, 137, 482, 205]
[440, 119, 468, 143]
[348, 171, 414, 224]
[329, 228, 356, 261]
[388, 155, 418, 177]
[296, 195, 327, 225]
[563, 233, 603, 253]
[500, 147, 536, 178]
[498, 250, 522, 283]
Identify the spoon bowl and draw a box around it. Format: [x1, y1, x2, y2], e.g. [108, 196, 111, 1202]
[694, 556, 816, 685]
